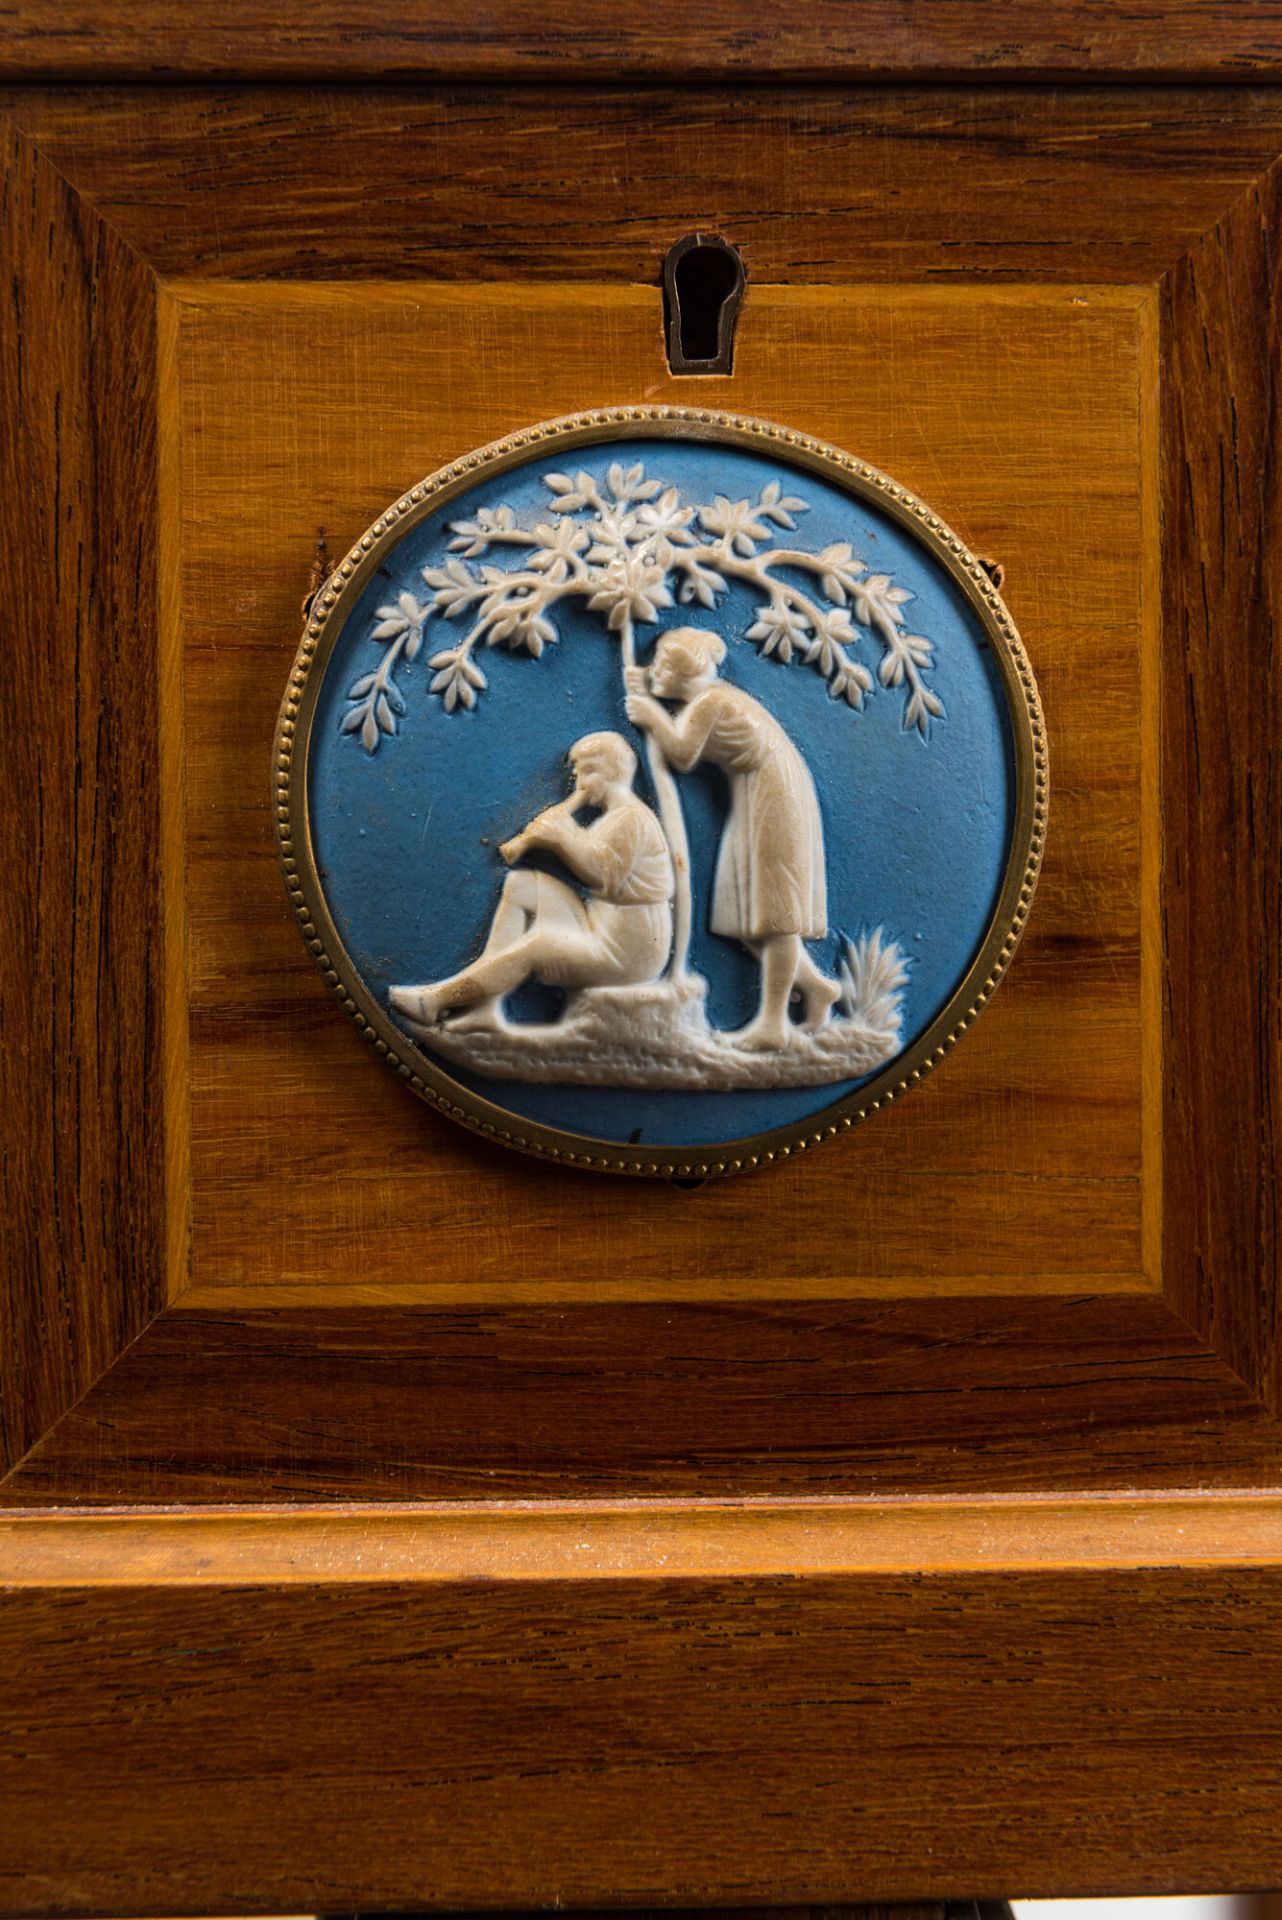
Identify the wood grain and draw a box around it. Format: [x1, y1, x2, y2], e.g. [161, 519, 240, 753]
[9, 1493, 1282, 1583]
[6, 88, 1282, 283]
[0, 122, 165, 1474]
[4, 1298, 1271, 1506]
[170, 281, 1151, 1303]
[4, 1532, 1282, 1909]
[1160, 161, 1282, 1409]
[1, 54, 1282, 1917]
[4, 0, 1282, 81]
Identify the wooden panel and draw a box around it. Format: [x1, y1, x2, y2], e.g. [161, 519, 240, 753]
[3, 1502, 1282, 1910]
[4, 1, 1282, 82]
[0, 123, 165, 1473]
[1160, 160, 1282, 1411]
[0, 46, 1278, 1920]
[7, 88, 1282, 283]
[1, 72, 1279, 1913]
[5, 1298, 1272, 1506]
[171, 282, 1149, 1302]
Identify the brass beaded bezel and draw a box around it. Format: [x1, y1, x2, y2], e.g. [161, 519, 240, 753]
[275, 406, 1047, 1179]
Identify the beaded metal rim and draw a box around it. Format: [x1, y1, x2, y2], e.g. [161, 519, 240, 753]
[275, 406, 1048, 1180]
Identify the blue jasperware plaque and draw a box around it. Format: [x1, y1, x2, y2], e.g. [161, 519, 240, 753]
[276, 408, 1046, 1178]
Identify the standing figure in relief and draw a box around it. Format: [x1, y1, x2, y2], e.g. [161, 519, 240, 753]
[625, 626, 839, 1050]
[390, 732, 674, 1034]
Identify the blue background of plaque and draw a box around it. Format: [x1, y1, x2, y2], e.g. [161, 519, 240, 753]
[308, 438, 1016, 1149]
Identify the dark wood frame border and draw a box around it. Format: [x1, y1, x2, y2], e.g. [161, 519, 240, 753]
[6, 2, 1282, 82]
[2, 44, 1281, 1910]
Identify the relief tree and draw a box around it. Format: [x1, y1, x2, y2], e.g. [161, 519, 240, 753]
[344, 458, 942, 975]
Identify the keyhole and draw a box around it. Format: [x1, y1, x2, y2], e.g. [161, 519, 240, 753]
[663, 233, 746, 375]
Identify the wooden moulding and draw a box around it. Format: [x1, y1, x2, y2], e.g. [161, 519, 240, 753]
[1, 68, 1282, 1909]
[8, 1494, 1282, 1584]
[0, 118, 166, 1476]
[1159, 154, 1282, 1411]
[4, 87, 1282, 284]
[4, 0, 1282, 82]
[5, 1502, 1282, 1907]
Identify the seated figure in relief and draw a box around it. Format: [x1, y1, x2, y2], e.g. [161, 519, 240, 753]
[390, 731, 674, 1034]
[625, 626, 839, 1050]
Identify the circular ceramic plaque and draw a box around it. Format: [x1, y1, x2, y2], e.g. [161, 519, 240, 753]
[277, 408, 1045, 1178]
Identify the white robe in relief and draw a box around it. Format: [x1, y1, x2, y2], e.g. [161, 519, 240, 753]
[677, 684, 827, 942]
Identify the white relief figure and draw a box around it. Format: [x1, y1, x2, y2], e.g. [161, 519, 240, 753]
[389, 685, 909, 1092]
[374, 456, 929, 1090]
[624, 628, 841, 1051]
[348, 460, 942, 993]
[389, 733, 674, 1041]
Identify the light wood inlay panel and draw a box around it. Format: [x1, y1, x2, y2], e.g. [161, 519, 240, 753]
[173, 281, 1151, 1300]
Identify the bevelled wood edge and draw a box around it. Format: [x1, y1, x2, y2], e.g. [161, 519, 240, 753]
[1159, 161, 1282, 1410]
[6, 1492, 1282, 1585]
[2, 1297, 1275, 1506]
[4, 1553, 1282, 1908]
[2, 97, 1279, 1508]
[0, 122, 166, 1472]
[4, 0, 1282, 82]
[6, 88, 1282, 285]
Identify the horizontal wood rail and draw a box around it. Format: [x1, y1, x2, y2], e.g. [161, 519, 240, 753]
[7, 1493, 1282, 1585]
[5, 2, 1282, 84]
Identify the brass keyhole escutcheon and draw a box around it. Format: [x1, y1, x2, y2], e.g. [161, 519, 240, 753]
[663, 233, 746, 375]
